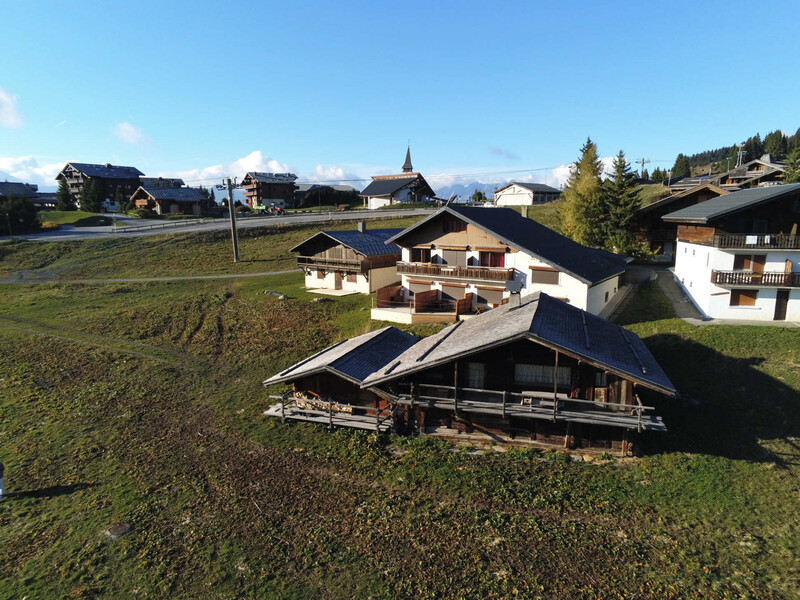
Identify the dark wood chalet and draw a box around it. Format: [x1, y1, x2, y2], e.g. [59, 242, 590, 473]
[57, 162, 144, 204]
[241, 172, 297, 209]
[131, 186, 212, 216]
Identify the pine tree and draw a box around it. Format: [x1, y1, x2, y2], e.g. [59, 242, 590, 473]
[641, 168, 649, 181]
[651, 167, 664, 183]
[598, 150, 640, 253]
[785, 147, 800, 184]
[114, 186, 127, 211]
[743, 134, 764, 161]
[56, 178, 75, 211]
[210, 188, 216, 205]
[671, 154, 691, 178]
[79, 178, 102, 213]
[560, 137, 604, 246]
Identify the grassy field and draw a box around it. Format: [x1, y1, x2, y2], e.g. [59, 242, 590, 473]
[1, 229, 799, 598]
[40, 211, 113, 227]
[0, 215, 424, 281]
[503, 201, 563, 231]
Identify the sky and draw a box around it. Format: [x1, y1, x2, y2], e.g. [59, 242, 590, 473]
[2, 0, 799, 193]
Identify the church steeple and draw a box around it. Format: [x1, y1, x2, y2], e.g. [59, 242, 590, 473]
[402, 146, 413, 173]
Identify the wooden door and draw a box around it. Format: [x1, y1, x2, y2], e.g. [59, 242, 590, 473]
[334, 272, 342, 290]
[774, 290, 789, 321]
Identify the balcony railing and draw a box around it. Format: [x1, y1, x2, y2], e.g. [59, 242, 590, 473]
[396, 261, 514, 281]
[297, 256, 363, 271]
[711, 270, 800, 287]
[713, 233, 800, 250]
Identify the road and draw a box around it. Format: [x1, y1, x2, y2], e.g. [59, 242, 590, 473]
[1, 208, 435, 242]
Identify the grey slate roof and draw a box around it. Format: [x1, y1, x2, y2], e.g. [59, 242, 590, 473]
[65, 162, 144, 179]
[362, 293, 676, 396]
[661, 183, 800, 224]
[388, 206, 628, 285]
[139, 186, 207, 202]
[245, 172, 297, 183]
[495, 182, 561, 195]
[291, 228, 404, 256]
[360, 176, 421, 197]
[140, 177, 185, 187]
[0, 181, 36, 198]
[264, 327, 419, 386]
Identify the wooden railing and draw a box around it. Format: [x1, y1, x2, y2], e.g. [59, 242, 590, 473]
[711, 270, 800, 287]
[297, 256, 363, 271]
[397, 262, 514, 281]
[713, 233, 800, 249]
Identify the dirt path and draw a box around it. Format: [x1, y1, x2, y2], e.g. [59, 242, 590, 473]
[0, 268, 301, 284]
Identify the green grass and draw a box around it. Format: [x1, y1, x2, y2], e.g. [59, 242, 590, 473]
[40, 210, 112, 227]
[637, 184, 671, 207]
[1, 232, 800, 598]
[504, 200, 563, 231]
[0, 215, 424, 280]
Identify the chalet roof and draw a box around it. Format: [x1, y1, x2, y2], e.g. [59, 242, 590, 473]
[0, 181, 36, 198]
[264, 327, 419, 387]
[291, 228, 404, 256]
[661, 183, 800, 224]
[140, 177, 185, 187]
[295, 183, 358, 193]
[244, 172, 298, 184]
[359, 174, 433, 198]
[62, 162, 144, 179]
[363, 292, 677, 396]
[635, 183, 728, 216]
[137, 186, 207, 202]
[494, 182, 561, 195]
[387, 206, 628, 285]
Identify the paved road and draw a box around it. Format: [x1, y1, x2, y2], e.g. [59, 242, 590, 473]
[1, 208, 435, 242]
[1, 268, 302, 284]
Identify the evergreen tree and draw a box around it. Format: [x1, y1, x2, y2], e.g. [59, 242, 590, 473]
[56, 178, 75, 211]
[641, 168, 649, 181]
[598, 150, 640, 253]
[671, 154, 691, 178]
[763, 130, 788, 160]
[113, 186, 127, 211]
[79, 178, 102, 212]
[651, 167, 665, 183]
[210, 188, 216, 205]
[470, 189, 486, 203]
[560, 137, 604, 246]
[0, 195, 40, 234]
[743, 134, 764, 161]
[784, 147, 800, 184]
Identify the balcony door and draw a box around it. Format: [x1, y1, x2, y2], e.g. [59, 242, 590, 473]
[774, 290, 789, 321]
[441, 249, 467, 267]
[733, 254, 766, 272]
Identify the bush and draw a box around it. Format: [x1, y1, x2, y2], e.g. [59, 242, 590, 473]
[235, 205, 251, 213]
[128, 208, 158, 219]
[337, 204, 351, 211]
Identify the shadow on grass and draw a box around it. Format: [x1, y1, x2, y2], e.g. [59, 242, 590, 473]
[4, 482, 96, 500]
[72, 216, 112, 227]
[641, 334, 800, 465]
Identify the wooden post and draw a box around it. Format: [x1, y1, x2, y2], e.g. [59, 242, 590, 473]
[329, 398, 333, 430]
[552, 350, 559, 421]
[454, 360, 459, 414]
[564, 421, 571, 449]
[281, 394, 285, 423]
[502, 390, 507, 419]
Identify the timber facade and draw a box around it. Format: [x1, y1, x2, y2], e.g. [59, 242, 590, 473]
[57, 162, 144, 206]
[241, 172, 297, 209]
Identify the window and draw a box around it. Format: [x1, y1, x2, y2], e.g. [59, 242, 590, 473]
[530, 267, 560, 285]
[730, 289, 758, 307]
[411, 247, 431, 263]
[346, 273, 357, 283]
[476, 286, 504, 305]
[317, 269, 325, 279]
[514, 363, 571, 387]
[733, 254, 766, 272]
[441, 249, 467, 266]
[595, 372, 608, 387]
[443, 217, 467, 233]
[604, 291, 609, 302]
[479, 251, 505, 267]
[467, 362, 485, 388]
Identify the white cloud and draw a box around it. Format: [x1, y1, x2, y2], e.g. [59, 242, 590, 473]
[308, 164, 361, 183]
[0, 156, 63, 189]
[112, 122, 148, 144]
[158, 151, 292, 185]
[0, 88, 22, 128]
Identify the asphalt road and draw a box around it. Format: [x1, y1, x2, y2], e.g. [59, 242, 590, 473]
[1, 208, 435, 242]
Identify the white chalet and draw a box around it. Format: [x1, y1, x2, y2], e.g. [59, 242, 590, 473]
[493, 182, 561, 206]
[360, 149, 435, 210]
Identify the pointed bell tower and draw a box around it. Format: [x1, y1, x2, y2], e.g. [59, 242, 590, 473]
[402, 146, 413, 173]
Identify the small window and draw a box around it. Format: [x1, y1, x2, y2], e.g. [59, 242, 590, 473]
[479, 251, 505, 267]
[411, 247, 431, 263]
[530, 267, 560, 285]
[317, 269, 325, 279]
[604, 291, 609, 302]
[594, 372, 607, 387]
[514, 363, 571, 387]
[730, 289, 757, 307]
[346, 273, 357, 283]
[467, 362, 485, 388]
[442, 217, 467, 233]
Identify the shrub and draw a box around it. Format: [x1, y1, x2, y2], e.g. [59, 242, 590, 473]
[235, 205, 251, 213]
[337, 204, 350, 211]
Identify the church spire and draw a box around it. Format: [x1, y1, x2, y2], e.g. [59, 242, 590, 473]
[402, 146, 413, 173]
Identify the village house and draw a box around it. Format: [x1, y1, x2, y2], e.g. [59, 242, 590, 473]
[632, 183, 728, 262]
[130, 186, 212, 216]
[57, 162, 144, 206]
[360, 148, 436, 210]
[291, 222, 403, 294]
[370, 206, 629, 324]
[263, 327, 419, 432]
[493, 182, 561, 206]
[241, 172, 298, 209]
[265, 292, 676, 454]
[663, 183, 800, 321]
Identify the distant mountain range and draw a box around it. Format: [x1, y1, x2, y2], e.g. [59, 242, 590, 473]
[432, 181, 502, 201]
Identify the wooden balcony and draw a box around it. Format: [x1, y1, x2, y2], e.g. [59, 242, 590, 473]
[713, 233, 800, 250]
[398, 383, 664, 432]
[711, 270, 800, 287]
[297, 256, 364, 272]
[397, 261, 514, 282]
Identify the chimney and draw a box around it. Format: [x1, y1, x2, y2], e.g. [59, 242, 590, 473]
[508, 292, 521, 307]
[357, 220, 367, 233]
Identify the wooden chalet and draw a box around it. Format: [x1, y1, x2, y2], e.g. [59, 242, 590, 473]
[57, 162, 144, 205]
[241, 172, 298, 209]
[265, 293, 677, 454]
[632, 183, 728, 262]
[291, 222, 403, 294]
[263, 327, 419, 432]
[131, 186, 212, 216]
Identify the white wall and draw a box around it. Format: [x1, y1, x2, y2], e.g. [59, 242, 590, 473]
[587, 276, 621, 315]
[369, 265, 401, 293]
[495, 185, 534, 206]
[368, 197, 392, 210]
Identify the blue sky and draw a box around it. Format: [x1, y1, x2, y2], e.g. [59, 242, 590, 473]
[2, 0, 799, 191]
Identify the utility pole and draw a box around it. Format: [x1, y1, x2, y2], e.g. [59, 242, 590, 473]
[636, 158, 650, 178]
[226, 177, 240, 263]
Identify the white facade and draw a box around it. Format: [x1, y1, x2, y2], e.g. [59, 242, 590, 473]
[674, 240, 800, 321]
[495, 184, 560, 206]
[367, 188, 412, 210]
[306, 265, 399, 294]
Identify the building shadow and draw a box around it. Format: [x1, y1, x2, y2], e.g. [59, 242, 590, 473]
[4, 482, 95, 500]
[638, 333, 800, 465]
